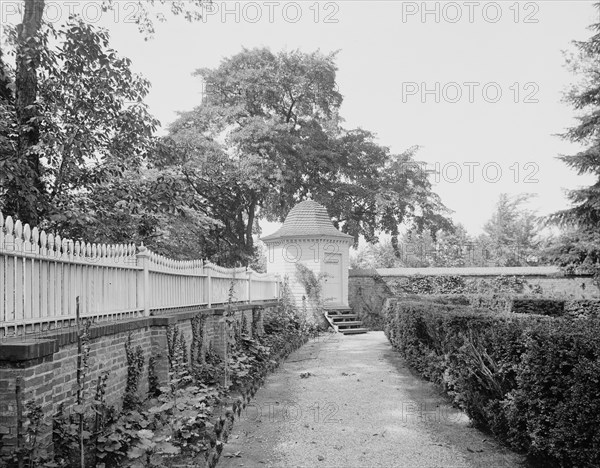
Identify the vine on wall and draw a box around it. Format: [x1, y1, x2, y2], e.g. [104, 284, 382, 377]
[190, 313, 207, 372]
[295, 263, 328, 327]
[123, 333, 145, 412]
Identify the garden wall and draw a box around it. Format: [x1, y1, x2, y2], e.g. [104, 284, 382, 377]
[0, 301, 273, 451]
[349, 267, 599, 329]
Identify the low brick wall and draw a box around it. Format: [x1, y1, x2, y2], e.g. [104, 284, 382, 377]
[349, 267, 600, 329]
[0, 301, 276, 451]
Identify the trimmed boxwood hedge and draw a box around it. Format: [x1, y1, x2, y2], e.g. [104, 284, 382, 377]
[384, 300, 600, 467]
[510, 297, 566, 316]
[564, 299, 600, 318]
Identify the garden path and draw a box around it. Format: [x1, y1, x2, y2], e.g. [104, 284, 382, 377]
[218, 331, 524, 468]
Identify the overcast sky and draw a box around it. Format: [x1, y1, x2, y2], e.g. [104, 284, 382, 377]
[3, 0, 598, 238]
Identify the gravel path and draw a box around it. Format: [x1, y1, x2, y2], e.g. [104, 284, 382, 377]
[218, 331, 524, 468]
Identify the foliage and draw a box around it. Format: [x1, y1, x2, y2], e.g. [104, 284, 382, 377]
[384, 299, 600, 467]
[564, 299, 600, 318]
[190, 314, 207, 374]
[123, 335, 145, 412]
[551, 5, 600, 229]
[510, 298, 566, 316]
[1, 0, 210, 222]
[166, 326, 192, 391]
[0, 400, 49, 467]
[351, 214, 542, 269]
[1, 16, 221, 258]
[1, 18, 158, 226]
[147, 356, 160, 399]
[542, 227, 600, 290]
[100, 0, 209, 38]
[481, 194, 540, 266]
[391, 274, 528, 296]
[295, 263, 327, 320]
[161, 47, 451, 265]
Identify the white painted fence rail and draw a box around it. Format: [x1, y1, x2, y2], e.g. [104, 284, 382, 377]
[0, 211, 280, 337]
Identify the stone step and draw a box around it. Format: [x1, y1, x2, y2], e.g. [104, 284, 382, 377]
[331, 314, 359, 321]
[336, 321, 363, 327]
[340, 328, 368, 335]
[325, 308, 353, 316]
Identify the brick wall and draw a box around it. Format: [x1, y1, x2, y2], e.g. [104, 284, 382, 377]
[0, 301, 277, 451]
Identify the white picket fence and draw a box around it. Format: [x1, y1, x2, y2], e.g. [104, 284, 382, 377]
[0, 211, 280, 337]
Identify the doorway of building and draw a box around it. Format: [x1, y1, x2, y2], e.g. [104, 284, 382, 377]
[322, 254, 343, 304]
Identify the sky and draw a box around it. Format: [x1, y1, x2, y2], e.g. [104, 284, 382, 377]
[2, 0, 598, 239]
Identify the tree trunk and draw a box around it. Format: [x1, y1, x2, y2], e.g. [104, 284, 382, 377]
[245, 196, 257, 255]
[5, 0, 46, 225]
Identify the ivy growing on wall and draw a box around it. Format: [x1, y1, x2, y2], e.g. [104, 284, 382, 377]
[123, 333, 145, 412]
[147, 355, 160, 398]
[295, 263, 328, 327]
[190, 313, 207, 372]
[393, 274, 533, 295]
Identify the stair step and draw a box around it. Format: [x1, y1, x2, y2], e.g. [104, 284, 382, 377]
[336, 321, 363, 327]
[325, 308, 353, 315]
[340, 328, 369, 335]
[331, 314, 358, 321]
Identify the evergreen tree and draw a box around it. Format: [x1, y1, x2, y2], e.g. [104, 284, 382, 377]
[552, 4, 600, 228]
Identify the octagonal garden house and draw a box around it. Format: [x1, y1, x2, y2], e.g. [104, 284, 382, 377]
[261, 200, 353, 309]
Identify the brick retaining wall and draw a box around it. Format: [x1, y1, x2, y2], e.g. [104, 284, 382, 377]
[0, 301, 275, 451]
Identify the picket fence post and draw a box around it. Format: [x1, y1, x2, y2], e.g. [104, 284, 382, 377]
[136, 245, 151, 316]
[206, 263, 212, 308]
[247, 270, 252, 303]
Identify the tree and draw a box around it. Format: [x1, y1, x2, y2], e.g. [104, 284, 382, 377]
[101, 0, 208, 37]
[165, 47, 452, 265]
[551, 4, 600, 228]
[1, 0, 209, 225]
[542, 229, 600, 289]
[2, 0, 46, 225]
[351, 223, 482, 269]
[481, 193, 539, 266]
[0, 19, 172, 244]
[546, 6, 600, 282]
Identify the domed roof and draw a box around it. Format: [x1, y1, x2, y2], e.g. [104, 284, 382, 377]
[261, 200, 353, 242]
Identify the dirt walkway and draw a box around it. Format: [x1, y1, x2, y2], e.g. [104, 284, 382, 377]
[218, 331, 525, 468]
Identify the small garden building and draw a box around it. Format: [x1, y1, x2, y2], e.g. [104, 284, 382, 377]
[261, 200, 353, 308]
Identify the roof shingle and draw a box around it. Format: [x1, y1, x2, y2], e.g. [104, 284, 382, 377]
[261, 200, 353, 242]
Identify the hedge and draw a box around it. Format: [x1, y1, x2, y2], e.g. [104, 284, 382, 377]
[384, 300, 600, 467]
[396, 293, 567, 315]
[510, 297, 566, 316]
[389, 274, 536, 295]
[564, 299, 600, 318]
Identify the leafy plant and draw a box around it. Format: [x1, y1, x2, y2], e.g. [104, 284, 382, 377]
[295, 263, 328, 328]
[123, 334, 145, 412]
[384, 299, 600, 466]
[0, 400, 49, 468]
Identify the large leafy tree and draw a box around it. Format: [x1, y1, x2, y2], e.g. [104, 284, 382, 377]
[2, 0, 46, 225]
[165, 48, 452, 265]
[0, 19, 194, 249]
[1, 0, 209, 226]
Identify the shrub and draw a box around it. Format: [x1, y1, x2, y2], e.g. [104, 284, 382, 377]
[384, 300, 600, 467]
[390, 274, 533, 296]
[397, 294, 472, 306]
[509, 319, 600, 466]
[510, 298, 565, 316]
[564, 299, 600, 319]
[467, 294, 513, 313]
